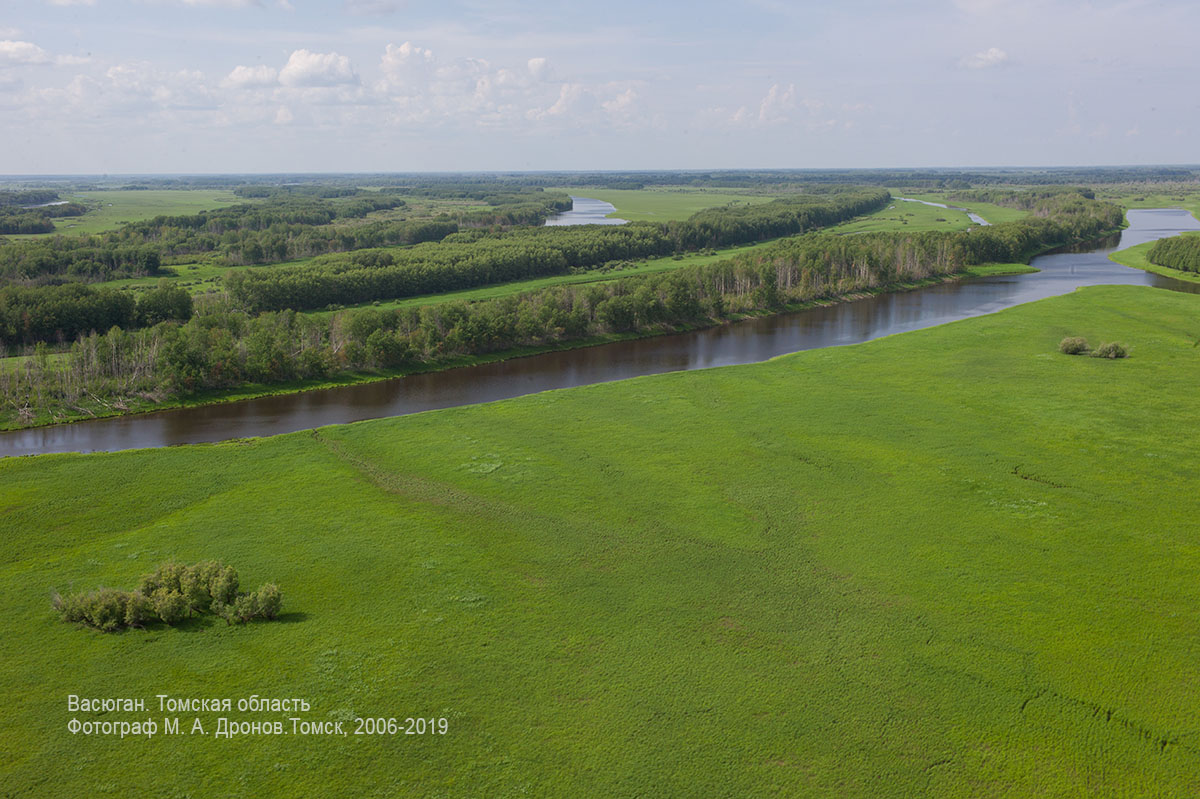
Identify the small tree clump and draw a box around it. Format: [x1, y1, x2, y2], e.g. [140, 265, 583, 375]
[1091, 342, 1128, 359]
[1059, 336, 1089, 355]
[52, 588, 150, 632]
[214, 583, 282, 625]
[55, 561, 281, 632]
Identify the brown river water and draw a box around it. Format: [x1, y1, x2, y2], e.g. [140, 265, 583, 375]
[2, 208, 1197, 456]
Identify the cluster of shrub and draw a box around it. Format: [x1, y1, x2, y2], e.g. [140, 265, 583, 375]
[1059, 337, 1128, 358]
[53, 561, 282, 632]
[1147, 234, 1200, 274]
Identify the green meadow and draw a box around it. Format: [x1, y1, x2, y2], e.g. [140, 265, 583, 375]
[2, 284, 1198, 796]
[826, 197, 976, 233]
[895, 193, 1032, 225]
[25, 190, 247, 237]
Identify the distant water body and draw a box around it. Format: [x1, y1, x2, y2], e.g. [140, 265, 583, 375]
[544, 196, 629, 226]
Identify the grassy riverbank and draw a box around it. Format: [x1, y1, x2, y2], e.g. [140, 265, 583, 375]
[1109, 236, 1200, 283]
[0, 265, 1032, 432]
[2, 284, 1198, 796]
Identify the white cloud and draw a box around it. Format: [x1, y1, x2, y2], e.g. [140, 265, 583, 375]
[602, 87, 635, 116]
[961, 47, 1009, 69]
[0, 28, 21, 39]
[527, 57, 547, 79]
[278, 49, 357, 87]
[274, 106, 293, 124]
[0, 41, 52, 66]
[378, 41, 433, 91]
[222, 63, 278, 88]
[758, 82, 795, 123]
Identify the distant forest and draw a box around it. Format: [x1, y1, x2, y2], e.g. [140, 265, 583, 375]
[2, 165, 1197, 193]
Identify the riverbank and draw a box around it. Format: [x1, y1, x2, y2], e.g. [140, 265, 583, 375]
[1109, 238, 1200, 283]
[0, 263, 1033, 434]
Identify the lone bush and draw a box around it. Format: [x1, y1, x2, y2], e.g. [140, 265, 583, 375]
[1091, 342, 1128, 359]
[1059, 336, 1089, 355]
[55, 561, 281, 632]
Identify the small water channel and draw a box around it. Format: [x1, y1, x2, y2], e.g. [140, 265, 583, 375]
[3, 208, 1197, 456]
[897, 197, 991, 226]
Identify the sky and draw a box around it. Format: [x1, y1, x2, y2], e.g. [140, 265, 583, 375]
[0, 0, 1196, 174]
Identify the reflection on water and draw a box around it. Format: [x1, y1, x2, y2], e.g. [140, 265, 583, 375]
[544, 196, 628, 226]
[4, 209, 1198, 456]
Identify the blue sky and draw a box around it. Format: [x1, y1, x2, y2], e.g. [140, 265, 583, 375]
[1, 0, 1196, 173]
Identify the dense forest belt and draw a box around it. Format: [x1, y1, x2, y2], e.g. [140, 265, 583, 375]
[224, 190, 891, 313]
[0, 191, 1122, 427]
[0, 190, 573, 284]
[1147, 234, 1200, 273]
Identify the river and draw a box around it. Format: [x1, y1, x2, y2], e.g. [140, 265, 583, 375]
[2, 208, 1197, 457]
[544, 196, 628, 225]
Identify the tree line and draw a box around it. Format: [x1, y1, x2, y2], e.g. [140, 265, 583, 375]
[0, 190, 573, 282]
[0, 281, 192, 347]
[224, 191, 891, 313]
[1146, 234, 1200, 273]
[0, 190, 1123, 424]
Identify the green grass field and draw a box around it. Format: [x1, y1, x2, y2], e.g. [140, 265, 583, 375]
[15, 190, 247, 237]
[1096, 186, 1200, 220]
[563, 188, 777, 221]
[2, 285, 1198, 796]
[895, 193, 1032, 225]
[827, 197, 977, 234]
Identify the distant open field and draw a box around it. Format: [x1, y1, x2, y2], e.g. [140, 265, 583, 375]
[2, 285, 1197, 796]
[563, 187, 777, 221]
[1096, 186, 1200, 220]
[22, 190, 247, 237]
[827, 197, 977, 233]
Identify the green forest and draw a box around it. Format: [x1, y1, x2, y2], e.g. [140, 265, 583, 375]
[0, 186, 1124, 427]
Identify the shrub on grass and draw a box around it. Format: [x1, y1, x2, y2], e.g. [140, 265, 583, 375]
[1059, 336, 1089, 355]
[55, 561, 281, 632]
[53, 588, 151, 632]
[1092, 342, 1128, 359]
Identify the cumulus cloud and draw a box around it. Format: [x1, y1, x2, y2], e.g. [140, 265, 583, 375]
[378, 41, 433, 91]
[961, 47, 1009, 69]
[0, 41, 52, 66]
[758, 82, 795, 123]
[278, 49, 357, 87]
[222, 63, 278, 88]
